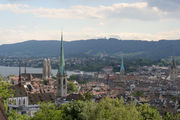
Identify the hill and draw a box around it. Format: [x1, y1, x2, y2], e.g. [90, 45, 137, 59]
[0, 38, 180, 59]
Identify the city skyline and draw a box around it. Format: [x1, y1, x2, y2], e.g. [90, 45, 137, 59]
[0, 0, 180, 44]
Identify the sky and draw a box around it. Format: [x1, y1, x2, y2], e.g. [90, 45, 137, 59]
[0, 0, 180, 44]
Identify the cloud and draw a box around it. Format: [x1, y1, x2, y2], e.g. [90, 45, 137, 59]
[0, 28, 59, 44]
[147, 0, 180, 12]
[0, 2, 167, 20]
[1, 27, 180, 44]
[0, 3, 29, 11]
[146, 0, 180, 19]
[83, 30, 180, 41]
[0, 1, 180, 21]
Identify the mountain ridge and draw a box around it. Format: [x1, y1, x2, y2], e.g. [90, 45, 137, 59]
[0, 38, 180, 59]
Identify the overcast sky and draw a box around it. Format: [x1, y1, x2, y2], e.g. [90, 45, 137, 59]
[0, 0, 180, 44]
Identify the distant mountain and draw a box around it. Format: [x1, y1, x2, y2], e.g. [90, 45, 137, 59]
[0, 38, 180, 59]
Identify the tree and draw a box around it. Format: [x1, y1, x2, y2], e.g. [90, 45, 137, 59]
[0, 76, 14, 101]
[67, 82, 78, 94]
[174, 113, 180, 120]
[0, 76, 14, 113]
[131, 91, 144, 97]
[163, 112, 175, 120]
[28, 97, 179, 120]
[61, 100, 87, 120]
[79, 92, 92, 101]
[32, 102, 63, 120]
[7, 110, 30, 120]
[137, 104, 162, 120]
[68, 75, 78, 81]
[61, 97, 142, 120]
[94, 97, 141, 120]
[0, 76, 30, 120]
[61, 100, 97, 120]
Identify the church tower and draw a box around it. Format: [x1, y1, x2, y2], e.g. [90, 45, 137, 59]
[47, 59, 51, 78]
[43, 58, 51, 80]
[43, 58, 48, 80]
[18, 62, 22, 87]
[119, 56, 125, 80]
[56, 32, 67, 97]
[170, 56, 177, 81]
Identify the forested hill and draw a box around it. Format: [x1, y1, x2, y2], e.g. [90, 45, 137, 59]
[0, 38, 180, 59]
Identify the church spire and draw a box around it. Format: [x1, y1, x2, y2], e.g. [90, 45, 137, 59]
[120, 56, 125, 72]
[56, 32, 67, 99]
[171, 56, 176, 69]
[24, 62, 26, 75]
[58, 32, 65, 75]
[18, 62, 22, 87]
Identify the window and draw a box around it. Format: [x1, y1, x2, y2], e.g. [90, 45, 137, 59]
[19, 99, 21, 106]
[9, 99, 12, 104]
[63, 79, 66, 85]
[23, 99, 25, 105]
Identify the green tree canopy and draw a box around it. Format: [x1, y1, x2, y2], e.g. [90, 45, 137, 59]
[131, 91, 144, 97]
[7, 110, 30, 120]
[61, 100, 97, 120]
[137, 104, 162, 120]
[32, 102, 63, 120]
[0, 76, 14, 101]
[67, 82, 78, 94]
[60, 97, 163, 120]
[68, 75, 78, 81]
[94, 98, 141, 120]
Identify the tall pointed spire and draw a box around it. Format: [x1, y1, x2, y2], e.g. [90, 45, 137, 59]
[120, 56, 125, 72]
[56, 32, 67, 99]
[171, 56, 176, 69]
[18, 62, 22, 87]
[24, 62, 26, 75]
[58, 32, 65, 75]
[24, 62, 27, 81]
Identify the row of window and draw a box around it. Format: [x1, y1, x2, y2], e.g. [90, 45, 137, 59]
[8, 97, 27, 106]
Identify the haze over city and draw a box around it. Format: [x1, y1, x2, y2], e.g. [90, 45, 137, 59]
[1, 0, 180, 120]
[0, 0, 180, 44]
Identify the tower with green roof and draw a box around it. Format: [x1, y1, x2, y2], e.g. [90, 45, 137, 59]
[56, 32, 67, 97]
[120, 56, 125, 80]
